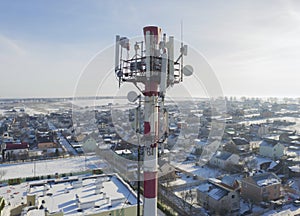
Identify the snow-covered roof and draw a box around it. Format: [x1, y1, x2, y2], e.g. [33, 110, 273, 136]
[26, 209, 46, 216]
[221, 175, 236, 187]
[208, 187, 228, 201]
[288, 135, 300, 140]
[260, 140, 278, 147]
[1, 174, 140, 215]
[268, 161, 278, 170]
[213, 151, 232, 161]
[232, 137, 249, 145]
[251, 172, 281, 187]
[289, 165, 300, 173]
[197, 181, 230, 201]
[256, 178, 280, 187]
[198, 183, 211, 192]
[115, 149, 132, 155]
[254, 156, 272, 166]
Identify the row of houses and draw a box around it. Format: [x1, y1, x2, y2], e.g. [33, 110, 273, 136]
[225, 137, 285, 159]
[196, 172, 282, 215]
[1, 130, 61, 161]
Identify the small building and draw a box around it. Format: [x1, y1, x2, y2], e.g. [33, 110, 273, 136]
[226, 137, 250, 153]
[231, 137, 250, 152]
[241, 172, 281, 203]
[209, 151, 240, 170]
[259, 139, 285, 159]
[250, 141, 261, 151]
[158, 162, 178, 182]
[258, 124, 270, 138]
[220, 175, 240, 190]
[279, 133, 300, 144]
[37, 142, 57, 150]
[2, 143, 29, 161]
[197, 179, 240, 215]
[81, 136, 98, 152]
[260, 109, 274, 118]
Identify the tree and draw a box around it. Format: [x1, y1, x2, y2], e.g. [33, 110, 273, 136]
[6, 151, 11, 161]
[0, 170, 7, 180]
[55, 148, 60, 157]
[245, 198, 254, 213]
[1, 150, 5, 162]
[194, 147, 203, 156]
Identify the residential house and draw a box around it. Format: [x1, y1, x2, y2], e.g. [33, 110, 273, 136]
[250, 141, 261, 152]
[289, 166, 300, 177]
[36, 131, 57, 152]
[259, 139, 285, 159]
[80, 136, 98, 152]
[269, 160, 298, 177]
[226, 137, 250, 153]
[2, 143, 29, 161]
[250, 123, 272, 138]
[288, 135, 300, 143]
[257, 124, 270, 138]
[158, 162, 178, 182]
[209, 151, 240, 170]
[279, 133, 300, 144]
[260, 109, 274, 118]
[220, 175, 240, 190]
[37, 142, 57, 150]
[241, 172, 281, 202]
[197, 179, 240, 215]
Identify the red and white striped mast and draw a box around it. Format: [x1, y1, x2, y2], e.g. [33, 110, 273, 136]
[143, 26, 160, 216]
[115, 25, 191, 216]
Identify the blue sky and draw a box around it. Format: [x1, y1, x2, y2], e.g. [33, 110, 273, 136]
[0, 0, 300, 98]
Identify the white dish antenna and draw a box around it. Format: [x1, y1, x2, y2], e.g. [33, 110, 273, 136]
[182, 65, 193, 76]
[127, 91, 139, 102]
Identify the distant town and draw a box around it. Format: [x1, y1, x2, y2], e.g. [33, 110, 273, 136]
[0, 96, 300, 216]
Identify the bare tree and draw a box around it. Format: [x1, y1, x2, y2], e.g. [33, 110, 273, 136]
[245, 157, 258, 173]
[0, 170, 7, 180]
[245, 198, 254, 213]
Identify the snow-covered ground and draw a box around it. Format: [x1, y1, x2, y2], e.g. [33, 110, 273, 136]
[240, 116, 300, 132]
[72, 98, 128, 108]
[174, 187, 198, 205]
[171, 161, 223, 179]
[262, 204, 300, 216]
[0, 155, 107, 180]
[163, 172, 200, 187]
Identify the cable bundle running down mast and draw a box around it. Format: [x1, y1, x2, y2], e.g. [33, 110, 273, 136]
[114, 26, 193, 216]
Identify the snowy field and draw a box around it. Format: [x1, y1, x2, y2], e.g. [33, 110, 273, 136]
[171, 161, 223, 179]
[240, 116, 300, 132]
[0, 155, 107, 180]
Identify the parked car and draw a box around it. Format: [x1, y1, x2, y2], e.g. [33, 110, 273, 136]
[287, 180, 294, 187]
[293, 199, 300, 207]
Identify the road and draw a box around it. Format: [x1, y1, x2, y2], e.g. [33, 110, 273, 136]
[158, 208, 166, 216]
[48, 122, 78, 156]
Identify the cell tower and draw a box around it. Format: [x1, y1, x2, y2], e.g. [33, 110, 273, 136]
[114, 26, 192, 216]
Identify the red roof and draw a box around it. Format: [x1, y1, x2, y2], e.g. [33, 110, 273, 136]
[5, 143, 29, 150]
